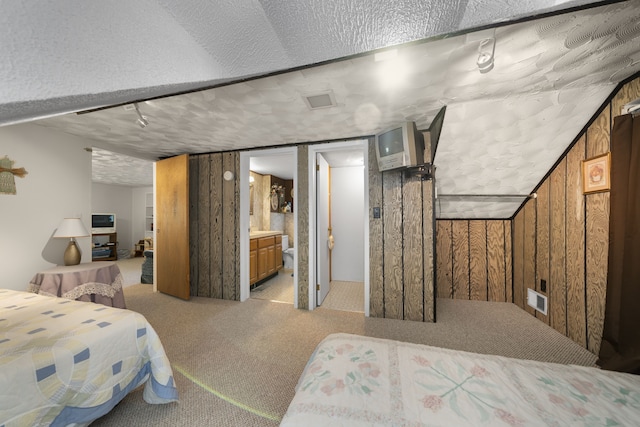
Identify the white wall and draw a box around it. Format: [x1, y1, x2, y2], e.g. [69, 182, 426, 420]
[91, 184, 153, 255]
[92, 183, 134, 253]
[0, 124, 92, 291]
[330, 166, 364, 282]
[132, 186, 153, 245]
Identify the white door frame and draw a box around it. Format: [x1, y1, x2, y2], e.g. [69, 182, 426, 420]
[239, 147, 298, 306]
[308, 139, 370, 315]
[315, 153, 330, 306]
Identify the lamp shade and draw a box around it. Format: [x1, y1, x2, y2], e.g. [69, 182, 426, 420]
[53, 218, 90, 238]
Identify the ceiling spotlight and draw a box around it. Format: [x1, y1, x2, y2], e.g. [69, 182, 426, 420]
[133, 103, 149, 128]
[477, 37, 495, 73]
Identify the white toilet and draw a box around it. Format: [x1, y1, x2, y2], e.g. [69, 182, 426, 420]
[282, 235, 294, 269]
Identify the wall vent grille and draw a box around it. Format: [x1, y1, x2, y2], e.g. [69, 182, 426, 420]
[527, 288, 548, 315]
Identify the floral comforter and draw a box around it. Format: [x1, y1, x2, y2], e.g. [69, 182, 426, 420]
[280, 333, 640, 426]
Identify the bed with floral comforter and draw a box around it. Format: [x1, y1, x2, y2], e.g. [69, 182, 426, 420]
[281, 333, 640, 426]
[0, 289, 177, 426]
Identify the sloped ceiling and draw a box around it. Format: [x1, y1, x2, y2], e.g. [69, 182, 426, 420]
[2, 1, 640, 218]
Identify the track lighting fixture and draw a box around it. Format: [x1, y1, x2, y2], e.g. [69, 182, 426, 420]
[477, 37, 495, 73]
[134, 103, 149, 128]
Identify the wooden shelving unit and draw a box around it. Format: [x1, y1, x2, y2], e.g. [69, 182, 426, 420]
[92, 232, 117, 261]
[145, 192, 154, 238]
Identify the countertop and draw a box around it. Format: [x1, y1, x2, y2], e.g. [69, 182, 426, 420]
[250, 230, 282, 239]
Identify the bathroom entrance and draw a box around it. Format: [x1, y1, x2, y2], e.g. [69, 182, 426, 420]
[309, 140, 369, 315]
[238, 140, 369, 315]
[239, 147, 298, 305]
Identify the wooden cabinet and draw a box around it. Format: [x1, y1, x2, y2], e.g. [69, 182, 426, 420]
[258, 236, 274, 280]
[258, 247, 268, 281]
[249, 239, 258, 284]
[250, 233, 282, 286]
[275, 235, 283, 270]
[267, 245, 276, 275]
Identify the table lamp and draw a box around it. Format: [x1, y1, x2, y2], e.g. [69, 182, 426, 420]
[53, 218, 90, 266]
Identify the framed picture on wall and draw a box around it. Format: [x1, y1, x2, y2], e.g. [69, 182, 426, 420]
[582, 152, 611, 194]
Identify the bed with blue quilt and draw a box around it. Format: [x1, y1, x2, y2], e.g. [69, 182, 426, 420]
[0, 288, 177, 426]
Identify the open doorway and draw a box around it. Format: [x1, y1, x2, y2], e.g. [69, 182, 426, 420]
[309, 140, 369, 315]
[239, 147, 298, 305]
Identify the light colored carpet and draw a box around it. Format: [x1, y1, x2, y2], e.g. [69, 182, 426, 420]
[251, 273, 364, 314]
[115, 257, 145, 288]
[92, 285, 598, 427]
[250, 269, 294, 303]
[322, 280, 364, 312]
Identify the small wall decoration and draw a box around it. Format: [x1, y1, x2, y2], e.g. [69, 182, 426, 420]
[269, 183, 284, 212]
[0, 155, 28, 195]
[582, 152, 611, 194]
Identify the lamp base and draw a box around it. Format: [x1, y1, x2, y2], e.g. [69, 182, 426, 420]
[64, 239, 81, 266]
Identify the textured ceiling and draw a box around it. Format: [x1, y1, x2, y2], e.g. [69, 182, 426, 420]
[3, 1, 640, 218]
[91, 148, 153, 187]
[1, 0, 605, 126]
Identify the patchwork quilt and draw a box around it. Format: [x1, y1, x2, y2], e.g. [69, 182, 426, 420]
[0, 289, 177, 426]
[281, 333, 640, 426]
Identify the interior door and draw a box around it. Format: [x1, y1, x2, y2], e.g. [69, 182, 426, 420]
[316, 153, 330, 305]
[156, 154, 190, 300]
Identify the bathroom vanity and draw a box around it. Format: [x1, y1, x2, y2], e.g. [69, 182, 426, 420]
[249, 231, 282, 286]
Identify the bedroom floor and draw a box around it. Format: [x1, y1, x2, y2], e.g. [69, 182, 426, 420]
[115, 256, 144, 288]
[250, 269, 364, 313]
[92, 283, 598, 427]
[116, 257, 365, 313]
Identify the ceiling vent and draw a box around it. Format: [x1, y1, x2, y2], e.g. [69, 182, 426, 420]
[303, 90, 337, 110]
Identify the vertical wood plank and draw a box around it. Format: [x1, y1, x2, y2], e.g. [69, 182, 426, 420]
[585, 108, 610, 354]
[566, 136, 586, 347]
[297, 145, 309, 310]
[423, 132, 435, 322]
[383, 170, 404, 319]
[523, 201, 536, 316]
[535, 181, 550, 324]
[436, 220, 453, 299]
[513, 211, 525, 309]
[403, 174, 423, 321]
[549, 159, 567, 335]
[222, 152, 237, 300]
[612, 78, 640, 118]
[423, 182, 435, 322]
[504, 220, 513, 303]
[469, 221, 487, 301]
[209, 154, 223, 298]
[368, 139, 384, 317]
[197, 154, 211, 297]
[189, 156, 199, 297]
[487, 221, 506, 302]
[234, 152, 241, 300]
[587, 107, 611, 157]
[452, 221, 469, 299]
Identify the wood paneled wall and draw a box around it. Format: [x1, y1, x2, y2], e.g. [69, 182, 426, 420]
[512, 76, 640, 354]
[189, 152, 240, 300]
[187, 139, 435, 320]
[436, 220, 512, 302]
[296, 145, 310, 310]
[183, 77, 639, 330]
[369, 135, 436, 322]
